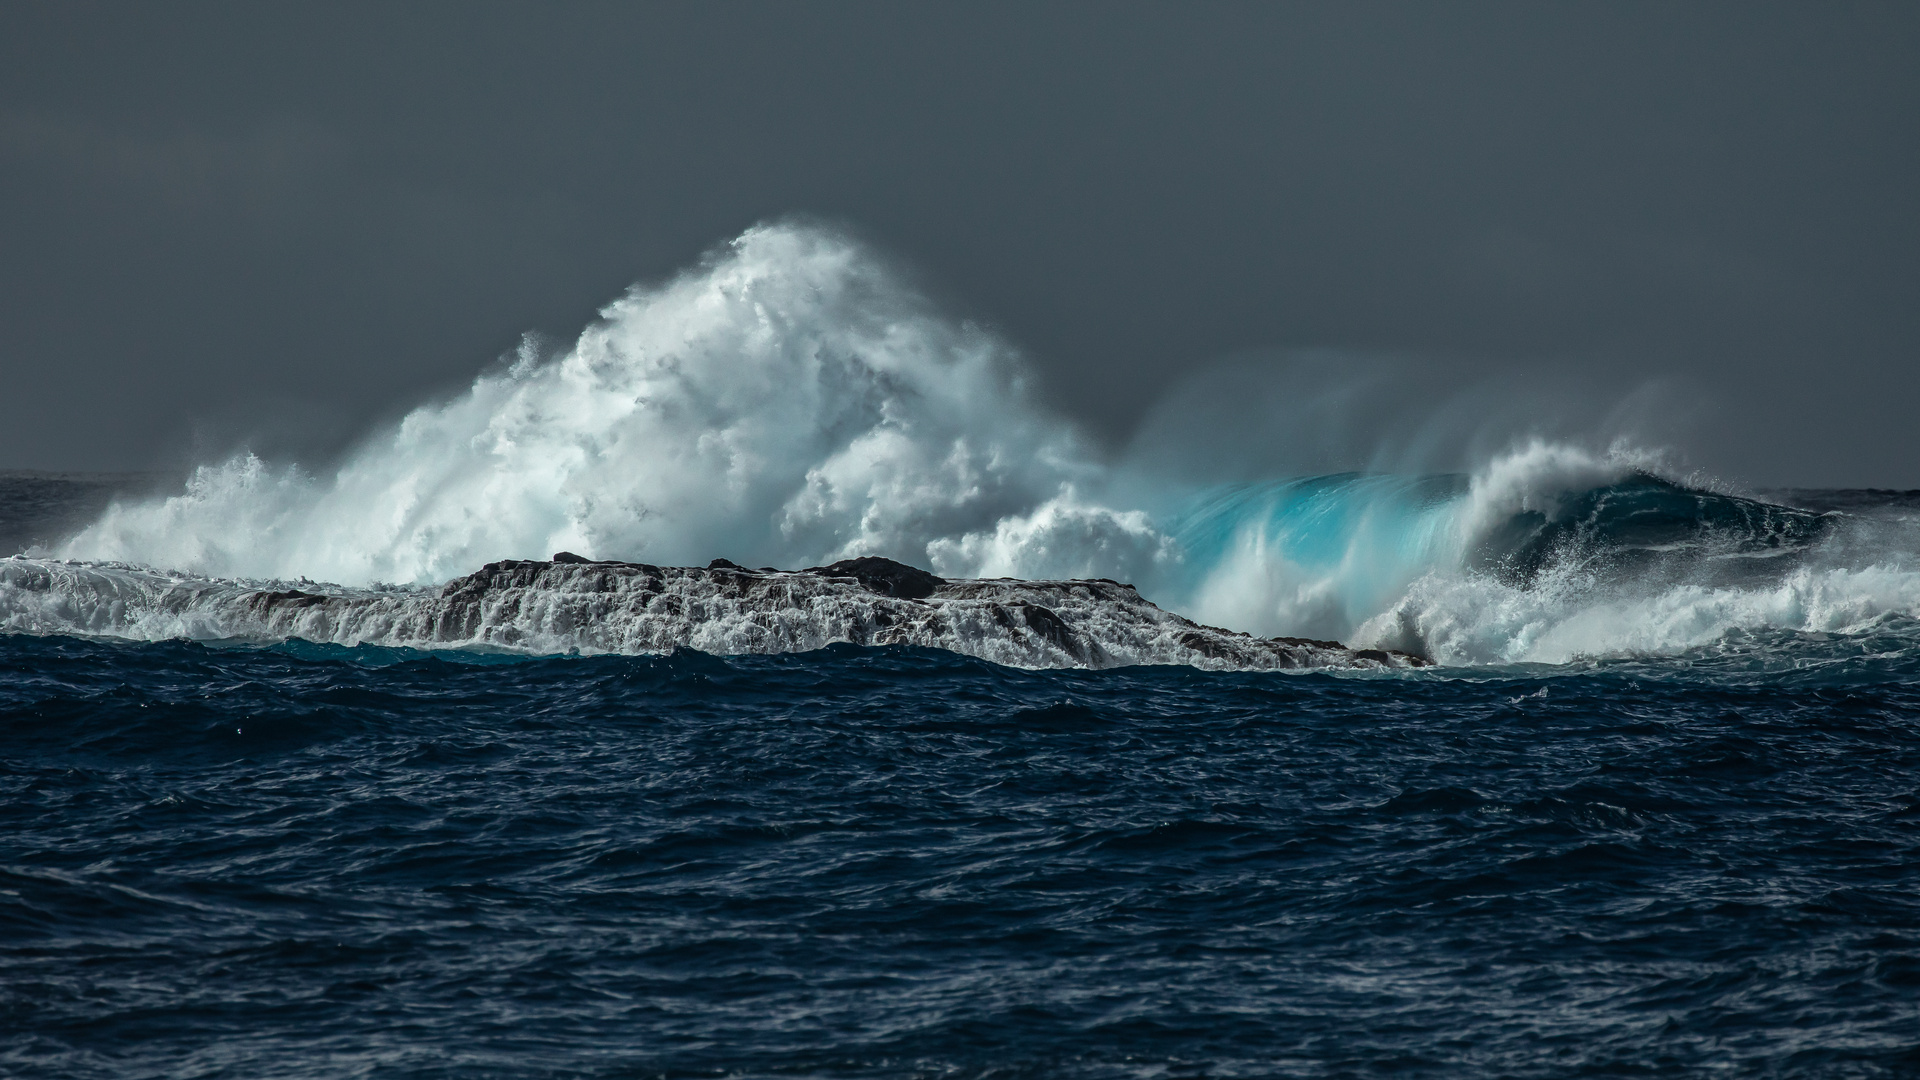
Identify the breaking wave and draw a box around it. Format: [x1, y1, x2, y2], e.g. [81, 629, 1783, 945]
[20, 222, 1920, 667]
[61, 224, 1147, 585]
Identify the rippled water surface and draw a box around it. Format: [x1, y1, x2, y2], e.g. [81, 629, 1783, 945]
[5, 635, 1919, 1078]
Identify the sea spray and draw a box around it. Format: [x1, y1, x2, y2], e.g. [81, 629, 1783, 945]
[60, 224, 1154, 587]
[36, 223, 1920, 665]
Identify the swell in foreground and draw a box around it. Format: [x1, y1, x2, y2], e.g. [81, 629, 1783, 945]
[4, 636, 1916, 1078]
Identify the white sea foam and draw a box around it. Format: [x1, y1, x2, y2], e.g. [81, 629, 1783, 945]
[34, 222, 1920, 666]
[61, 223, 1141, 587]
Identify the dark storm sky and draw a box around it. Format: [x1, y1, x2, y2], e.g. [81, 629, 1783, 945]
[2, 2, 1916, 486]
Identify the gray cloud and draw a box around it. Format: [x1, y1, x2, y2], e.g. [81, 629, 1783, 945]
[1, 1, 1915, 485]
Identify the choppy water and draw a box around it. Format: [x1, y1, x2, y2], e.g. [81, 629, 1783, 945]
[5, 633, 1920, 1078]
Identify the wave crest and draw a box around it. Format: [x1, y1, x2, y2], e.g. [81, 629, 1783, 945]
[32, 223, 1920, 667]
[62, 224, 1112, 585]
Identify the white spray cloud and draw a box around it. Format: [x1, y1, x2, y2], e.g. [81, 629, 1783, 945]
[62, 222, 1149, 585]
[44, 222, 1920, 664]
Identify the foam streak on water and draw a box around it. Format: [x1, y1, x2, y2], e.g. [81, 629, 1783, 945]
[0, 556, 1411, 671]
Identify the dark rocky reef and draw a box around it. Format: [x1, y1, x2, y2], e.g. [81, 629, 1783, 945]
[233, 553, 1425, 670]
[3, 550, 1428, 669]
[806, 556, 946, 600]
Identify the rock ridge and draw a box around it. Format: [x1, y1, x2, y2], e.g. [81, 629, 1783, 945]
[0, 553, 1429, 671]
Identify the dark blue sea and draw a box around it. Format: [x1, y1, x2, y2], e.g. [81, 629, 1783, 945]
[6, 624, 1920, 1077]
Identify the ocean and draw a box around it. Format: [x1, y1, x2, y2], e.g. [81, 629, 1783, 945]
[4, 223, 1919, 1077]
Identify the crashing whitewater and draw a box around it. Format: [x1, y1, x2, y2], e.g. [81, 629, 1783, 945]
[11, 223, 1920, 668]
